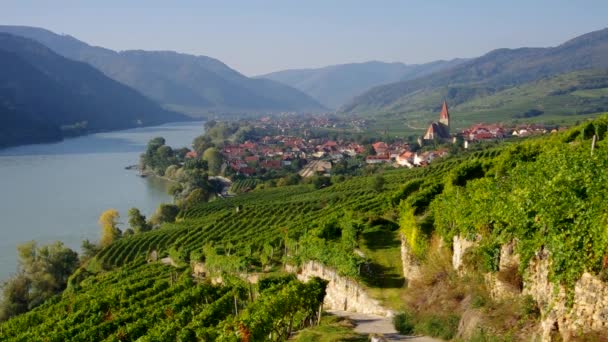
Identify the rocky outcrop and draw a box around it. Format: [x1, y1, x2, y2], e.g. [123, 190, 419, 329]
[295, 260, 393, 317]
[400, 235, 421, 283]
[447, 236, 608, 340]
[524, 250, 608, 341]
[485, 241, 522, 300]
[452, 235, 477, 270]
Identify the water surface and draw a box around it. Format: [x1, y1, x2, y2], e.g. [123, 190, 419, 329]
[0, 122, 204, 281]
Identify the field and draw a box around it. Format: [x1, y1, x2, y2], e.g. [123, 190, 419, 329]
[358, 70, 608, 136]
[3, 116, 608, 340]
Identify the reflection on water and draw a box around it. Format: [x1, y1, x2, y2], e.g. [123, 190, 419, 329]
[0, 122, 204, 281]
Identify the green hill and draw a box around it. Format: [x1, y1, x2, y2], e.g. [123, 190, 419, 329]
[0, 26, 326, 116]
[258, 59, 465, 109]
[0, 33, 188, 148]
[378, 69, 608, 132]
[340, 27, 608, 125]
[2, 116, 608, 340]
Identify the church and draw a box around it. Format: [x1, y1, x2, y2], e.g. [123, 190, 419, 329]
[423, 100, 451, 141]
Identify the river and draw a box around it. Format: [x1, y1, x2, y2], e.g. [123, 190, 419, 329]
[0, 121, 205, 282]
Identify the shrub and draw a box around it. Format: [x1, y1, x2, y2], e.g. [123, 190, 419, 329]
[414, 314, 460, 340]
[463, 244, 501, 273]
[393, 311, 415, 334]
[390, 178, 424, 207]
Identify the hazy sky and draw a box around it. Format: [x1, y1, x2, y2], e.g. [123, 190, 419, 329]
[2, 1, 607, 75]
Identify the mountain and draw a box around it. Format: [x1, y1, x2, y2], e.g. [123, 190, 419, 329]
[341, 28, 608, 120]
[258, 59, 466, 109]
[0, 33, 188, 148]
[0, 26, 325, 116]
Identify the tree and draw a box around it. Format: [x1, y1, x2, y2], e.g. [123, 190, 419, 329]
[1, 241, 78, 320]
[80, 239, 100, 261]
[128, 208, 150, 234]
[193, 134, 213, 155]
[183, 188, 210, 209]
[312, 176, 332, 189]
[373, 175, 385, 192]
[150, 204, 180, 226]
[202, 147, 223, 175]
[168, 183, 184, 198]
[99, 209, 122, 247]
[0, 274, 30, 321]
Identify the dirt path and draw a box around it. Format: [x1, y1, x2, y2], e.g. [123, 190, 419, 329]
[328, 310, 443, 342]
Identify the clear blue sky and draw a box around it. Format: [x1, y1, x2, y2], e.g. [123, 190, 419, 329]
[2, 0, 607, 75]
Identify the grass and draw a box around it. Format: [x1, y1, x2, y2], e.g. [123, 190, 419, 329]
[358, 223, 407, 311]
[350, 69, 608, 135]
[399, 244, 541, 341]
[291, 314, 367, 342]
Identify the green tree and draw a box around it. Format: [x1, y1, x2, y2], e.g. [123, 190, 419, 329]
[312, 176, 332, 189]
[202, 147, 223, 175]
[151, 204, 180, 225]
[168, 183, 184, 198]
[373, 174, 385, 192]
[193, 135, 213, 155]
[80, 239, 100, 262]
[128, 208, 150, 234]
[0, 241, 78, 320]
[0, 274, 30, 321]
[183, 188, 210, 209]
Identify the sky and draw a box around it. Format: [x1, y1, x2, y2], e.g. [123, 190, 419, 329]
[1, 0, 607, 76]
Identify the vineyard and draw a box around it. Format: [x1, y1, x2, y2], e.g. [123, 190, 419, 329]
[4, 116, 606, 341]
[1, 134, 497, 340]
[0, 260, 327, 341]
[229, 179, 260, 194]
[96, 169, 415, 270]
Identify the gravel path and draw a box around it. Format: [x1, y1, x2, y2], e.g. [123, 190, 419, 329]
[328, 310, 443, 342]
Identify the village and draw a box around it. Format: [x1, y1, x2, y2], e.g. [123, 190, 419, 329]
[196, 102, 557, 179]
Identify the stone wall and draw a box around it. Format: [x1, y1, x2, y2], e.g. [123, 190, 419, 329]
[449, 236, 608, 340]
[295, 260, 393, 317]
[452, 235, 477, 270]
[400, 235, 421, 283]
[524, 249, 608, 340]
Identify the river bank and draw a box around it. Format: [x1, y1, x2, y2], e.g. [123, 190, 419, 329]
[0, 121, 205, 281]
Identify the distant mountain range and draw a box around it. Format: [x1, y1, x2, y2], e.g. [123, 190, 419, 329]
[0, 26, 326, 117]
[340, 27, 608, 126]
[258, 59, 466, 109]
[0, 33, 188, 148]
[3, 24, 608, 147]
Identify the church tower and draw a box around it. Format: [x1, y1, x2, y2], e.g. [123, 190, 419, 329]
[439, 100, 450, 128]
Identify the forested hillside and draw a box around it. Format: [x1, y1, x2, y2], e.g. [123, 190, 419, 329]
[2, 115, 608, 340]
[0, 33, 188, 148]
[341, 27, 608, 125]
[258, 59, 465, 109]
[0, 26, 326, 116]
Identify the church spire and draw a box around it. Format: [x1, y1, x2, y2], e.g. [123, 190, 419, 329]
[439, 100, 449, 127]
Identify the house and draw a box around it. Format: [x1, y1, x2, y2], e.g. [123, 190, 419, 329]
[244, 155, 260, 163]
[185, 150, 198, 159]
[372, 142, 388, 155]
[462, 123, 506, 141]
[423, 101, 451, 141]
[396, 151, 415, 168]
[366, 154, 391, 164]
[261, 160, 282, 170]
[315, 161, 332, 175]
[237, 167, 256, 176]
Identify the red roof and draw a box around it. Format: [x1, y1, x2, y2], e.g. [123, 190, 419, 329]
[185, 151, 198, 159]
[238, 167, 256, 176]
[440, 100, 449, 121]
[366, 155, 390, 160]
[261, 160, 282, 169]
[372, 142, 388, 149]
